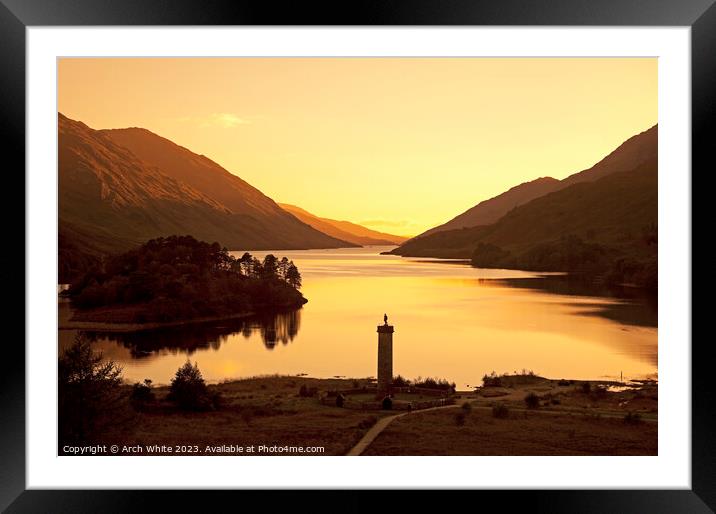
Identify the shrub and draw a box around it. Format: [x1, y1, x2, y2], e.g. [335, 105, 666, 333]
[59, 334, 124, 443]
[461, 401, 472, 413]
[413, 377, 455, 392]
[168, 361, 211, 411]
[382, 396, 393, 410]
[130, 379, 155, 410]
[482, 372, 503, 387]
[492, 403, 509, 419]
[392, 375, 410, 387]
[454, 412, 466, 426]
[623, 412, 643, 425]
[524, 392, 540, 409]
[557, 379, 571, 386]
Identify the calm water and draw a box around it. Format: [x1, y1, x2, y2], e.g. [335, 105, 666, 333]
[59, 246, 657, 387]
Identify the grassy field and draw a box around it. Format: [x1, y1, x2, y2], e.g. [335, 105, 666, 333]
[365, 375, 658, 456]
[64, 374, 657, 456]
[362, 407, 657, 455]
[75, 376, 392, 456]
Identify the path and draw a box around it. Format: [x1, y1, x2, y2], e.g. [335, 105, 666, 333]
[346, 404, 459, 456]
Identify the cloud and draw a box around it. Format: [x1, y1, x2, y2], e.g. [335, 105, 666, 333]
[205, 113, 251, 128]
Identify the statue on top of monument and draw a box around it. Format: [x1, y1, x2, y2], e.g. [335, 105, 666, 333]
[384, 313, 388, 325]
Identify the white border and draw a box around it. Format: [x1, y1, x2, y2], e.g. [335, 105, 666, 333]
[27, 27, 691, 489]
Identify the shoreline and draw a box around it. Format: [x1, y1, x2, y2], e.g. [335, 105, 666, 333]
[59, 311, 257, 332]
[386, 252, 655, 292]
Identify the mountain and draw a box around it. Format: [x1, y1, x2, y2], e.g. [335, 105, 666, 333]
[415, 125, 657, 238]
[58, 113, 355, 279]
[391, 158, 657, 265]
[419, 177, 560, 238]
[278, 203, 408, 246]
[389, 127, 658, 289]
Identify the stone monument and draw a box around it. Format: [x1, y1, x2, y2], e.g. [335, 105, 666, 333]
[376, 313, 394, 398]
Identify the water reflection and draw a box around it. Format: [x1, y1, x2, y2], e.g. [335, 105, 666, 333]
[62, 310, 301, 359]
[60, 246, 657, 385]
[256, 310, 301, 349]
[478, 275, 658, 328]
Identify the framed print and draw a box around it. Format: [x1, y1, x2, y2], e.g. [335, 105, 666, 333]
[3, 0, 711, 511]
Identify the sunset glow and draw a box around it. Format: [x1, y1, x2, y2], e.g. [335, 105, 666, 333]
[58, 57, 656, 235]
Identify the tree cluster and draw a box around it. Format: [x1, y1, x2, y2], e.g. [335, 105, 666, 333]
[67, 235, 306, 323]
[470, 229, 657, 292]
[233, 252, 301, 289]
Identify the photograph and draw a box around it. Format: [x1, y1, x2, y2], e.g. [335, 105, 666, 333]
[56, 56, 660, 458]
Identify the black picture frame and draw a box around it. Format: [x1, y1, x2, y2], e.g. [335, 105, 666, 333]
[2, 1, 710, 511]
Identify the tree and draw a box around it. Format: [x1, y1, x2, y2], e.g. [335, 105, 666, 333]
[471, 242, 510, 268]
[278, 257, 290, 282]
[286, 262, 302, 289]
[168, 361, 210, 410]
[262, 254, 279, 280]
[250, 257, 263, 279]
[238, 252, 253, 276]
[59, 334, 124, 443]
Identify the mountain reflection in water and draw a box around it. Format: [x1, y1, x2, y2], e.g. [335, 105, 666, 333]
[479, 275, 657, 328]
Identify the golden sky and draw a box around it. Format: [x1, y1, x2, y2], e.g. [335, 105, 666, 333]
[58, 58, 656, 236]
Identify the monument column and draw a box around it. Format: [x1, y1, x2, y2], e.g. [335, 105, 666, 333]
[376, 314, 394, 398]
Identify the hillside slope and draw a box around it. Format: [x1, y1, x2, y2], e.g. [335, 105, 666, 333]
[58, 114, 355, 281]
[420, 177, 561, 238]
[415, 125, 657, 238]
[98, 123, 356, 250]
[390, 158, 657, 288]
[59, 114, 355, 279]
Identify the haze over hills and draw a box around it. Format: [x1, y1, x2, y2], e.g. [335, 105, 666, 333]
[390, 126, 658, 289]
[278, 203, 408, 246]
[59, 113, 355, 279]
[416, 125, 657, 239]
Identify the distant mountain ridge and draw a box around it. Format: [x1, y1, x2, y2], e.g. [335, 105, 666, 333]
[419, 177, 560, 238]
[415, 125, 657, 239]
[390, 159, 657, 269]
[278, 203, 408, 246]
[389, 126, 658, 289]
[58, 113, 355, 279]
